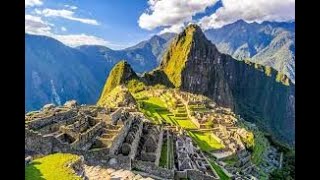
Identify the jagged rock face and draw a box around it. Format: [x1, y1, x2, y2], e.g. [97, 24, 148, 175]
[160, 24, 295, 144]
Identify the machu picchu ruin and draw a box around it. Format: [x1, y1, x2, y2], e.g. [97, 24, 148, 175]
[26, 87, 284, 180]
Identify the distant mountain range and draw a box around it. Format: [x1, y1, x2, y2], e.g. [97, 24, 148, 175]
[205, 20, 295, 83]
[25, 33, 174, 111]
[25, 34, 111, 111]
[25, 20, 295, 111]
[77, 32, 175, 73]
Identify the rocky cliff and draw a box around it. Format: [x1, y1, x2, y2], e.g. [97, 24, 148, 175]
[159, 25, 295, 144]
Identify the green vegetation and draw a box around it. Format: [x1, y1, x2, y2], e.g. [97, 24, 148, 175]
[209, 160, 230, 180]
[138, 96, 170, 124]
[136, 92, 198, 129]
[97, 86, 135, 108]
[161, 26, 197, 87]
[188, 131, 224, 152]
[251, 131, 268, 165]
[241, 131, 255, 149]
[176, 119, 197, 129]
[98, 60, 137, 105]
[127, 79, 146, 93]
[270, 151, 295, 180]
[265, 134, 295, 179]
[25, 153, 81, 180]
[223, 155, 238, 166]
[159, 139, 168, 168]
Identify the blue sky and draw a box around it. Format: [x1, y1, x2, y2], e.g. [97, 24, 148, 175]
[25, 0, 295, 49]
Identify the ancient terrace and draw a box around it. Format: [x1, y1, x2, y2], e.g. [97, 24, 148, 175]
[25, 100, 220, 179]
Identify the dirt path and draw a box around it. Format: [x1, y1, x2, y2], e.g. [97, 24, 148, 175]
[84, 164, 154, 180]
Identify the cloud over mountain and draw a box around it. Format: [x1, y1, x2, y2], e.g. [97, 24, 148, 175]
[138, 0, 218, 30]
[199, 0, 295, 29]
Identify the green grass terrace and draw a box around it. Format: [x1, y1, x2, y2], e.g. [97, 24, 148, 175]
[188, 131, 225, 152]
[137, 96, 198, 129]
[25, 153, 81, 180]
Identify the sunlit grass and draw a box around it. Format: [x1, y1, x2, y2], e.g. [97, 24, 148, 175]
[189, 131, 225, 152]
[25, 153, 81, 180]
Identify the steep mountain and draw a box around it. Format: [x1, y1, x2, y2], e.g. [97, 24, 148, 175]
[141, 25, 294, 144]
[25, 34, 111, 111]
[97, 61, 139, 108]
[77, 33, 175, 73]
[98, 60, 138, 97]
[204, 20, 295, 83]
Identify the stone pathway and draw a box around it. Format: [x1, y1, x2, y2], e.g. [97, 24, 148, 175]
[84, 165, 154, 180]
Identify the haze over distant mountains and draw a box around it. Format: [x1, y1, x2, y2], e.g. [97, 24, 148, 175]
[25, 32, 174, 111]
[25, 20, 295, 111]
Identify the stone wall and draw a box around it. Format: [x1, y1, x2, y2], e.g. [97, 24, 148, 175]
[25, 128, 71, 155]
[175, 170, 187, 179]
[186, 169, 220, 180]
[109, 116, 132, 155]
[69, 156, 86, 178]
[132, 160, 175, 179]
[106, 155, 131, 170]
[110, 108, 123, 123]
[71, 121, 105, 150]
[26, 110, 77, 130]
[128, 120, 143, 160]
[154, 129, 164, 166]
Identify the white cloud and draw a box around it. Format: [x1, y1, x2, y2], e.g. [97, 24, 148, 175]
[25, 15, 52, 34]
[199, 0, 295, 30]
[159, 23, 185, 34]
[36, 8, 99, 25]
[64, 5, 78, 10]
[25, 15, 109, 47]
[61, 27, 67, 32]
[25, 0, 43, 7]
[138, 0, 218, 30]
[52, 34, 109, 47]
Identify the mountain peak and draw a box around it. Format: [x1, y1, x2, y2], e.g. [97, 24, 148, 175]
[159, 24, 218, 87]
[98, 60, 137, 98]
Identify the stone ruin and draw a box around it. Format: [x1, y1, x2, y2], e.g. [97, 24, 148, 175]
[174, 134, 219, 179]
[25, 100, 225, 179]
[136, 123, 163, 166]
[25, 100, 134, 159]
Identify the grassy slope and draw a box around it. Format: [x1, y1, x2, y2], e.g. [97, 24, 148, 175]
[98, 61, 126, 104]
[209, 160, 230, 180]
[188, 131, 224, 152]
[25, 153, 81, 180]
